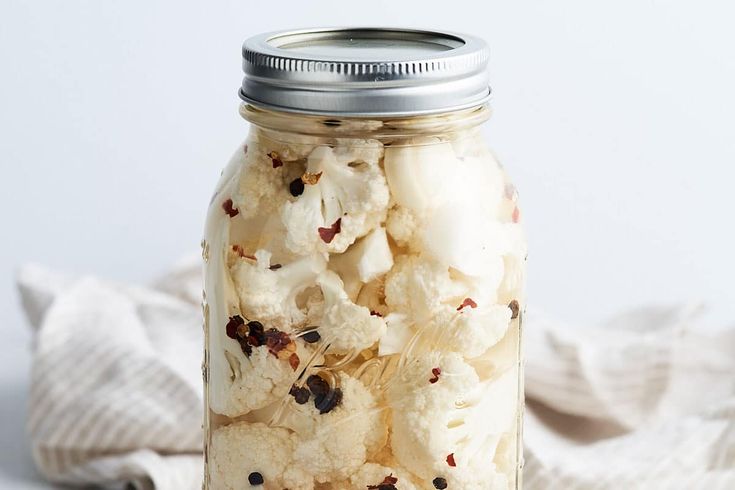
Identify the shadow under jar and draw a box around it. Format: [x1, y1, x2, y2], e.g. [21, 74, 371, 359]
[202, 28, 526, 490]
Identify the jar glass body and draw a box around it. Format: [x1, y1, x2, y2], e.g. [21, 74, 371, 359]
[202, 104, 526, 490]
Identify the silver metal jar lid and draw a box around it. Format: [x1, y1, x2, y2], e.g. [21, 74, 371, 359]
[240, 27, 490, 117]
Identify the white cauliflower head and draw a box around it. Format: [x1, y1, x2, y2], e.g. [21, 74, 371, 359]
[229, 249, 326, 329]
[231, 134, 307, 220]
[384, 255, 467, 324]
[328, 227, 393, 303]
[315, 270, 387, 354]
[209, 344, 294, 417]
[209, 422, 312, 490]
[384, 138, 513, 285]
[387, 351, 517, 486]
[428, 302, 513, 359]
[355, 277, 388, 318]
[280, 372, 388, 483]
[383, 139, 456, 214]
[385, 204, 421, 248]
[281, 144, 390, 255]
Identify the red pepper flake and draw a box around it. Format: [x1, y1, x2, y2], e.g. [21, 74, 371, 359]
[232, 245, 257, 261]
[232, 320, 301, 361]
[508, 299, 520, 319]
[301, 171, 323, 185]
[446, 453, 456, 467]
[369, 310, 383, 317]
[457, 297, 478, 311]
[225, 315, 245, 340]
[222, 198, 239, 218]
[318, 218, 342, 244]
[267, 151, 283, 168]
[288, 352, 300, 370]
[367, 474, 398, 489]
[264, 329, 293, 357]
[429, 367, 442, 384]
[512, 206, 521, 223]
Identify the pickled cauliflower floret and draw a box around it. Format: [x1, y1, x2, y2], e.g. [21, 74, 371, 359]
[232, 136, 305, 219]
[387, 351, 478, 476]
[210, 422, 312, 490]
[258, 128, 321, 162]
[384, 139, 513, 283]
[229, 249, 326, 329]
[387, 351, 517, 489]
[384, 254, 466, 323]
[356, 276, 389, 318]
[315, 270, 387, 353]
[211, 345, 298, 417]
[384, 140, 454, 214]
[388, 352, 518, 490]
[429, 302, 512, 359]
[281, 144, 390, 255]
[348, 463, 419, 490]
[329, 227, 393, 300]
[333, 138, 384, 167]
[281, 373, 388, 483]
[385, 205, 421, 248]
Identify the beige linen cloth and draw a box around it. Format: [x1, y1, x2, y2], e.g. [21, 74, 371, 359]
[17, 259, 735, 490]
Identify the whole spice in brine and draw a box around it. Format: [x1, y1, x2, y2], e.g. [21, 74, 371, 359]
[432, 477, 448, 489]
[508, 299, 520, 319]
[222, 198, 239, 217]
[367, 474, 398, 490]
[318, 218, 342, 243]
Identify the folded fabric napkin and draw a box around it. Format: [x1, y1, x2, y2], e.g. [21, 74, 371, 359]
[17, 259, 735, 490]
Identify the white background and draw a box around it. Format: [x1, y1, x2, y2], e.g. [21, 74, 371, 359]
[1, 1, 734, 488]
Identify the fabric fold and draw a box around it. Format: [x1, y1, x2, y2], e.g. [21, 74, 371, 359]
[17, 262, 735, 490]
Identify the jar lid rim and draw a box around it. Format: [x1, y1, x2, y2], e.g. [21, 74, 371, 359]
[240, 27, 491, 117]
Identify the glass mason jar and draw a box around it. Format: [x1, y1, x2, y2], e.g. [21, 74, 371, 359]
[203, 28, 526, 490]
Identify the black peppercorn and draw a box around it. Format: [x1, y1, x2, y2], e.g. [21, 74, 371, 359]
[301, 330, 321, 343]
[247, 321, 265, 346]
[432, 477, 448, 489]
[248, 471, 264, 485]
[289, 178, 305, 197]
[306, 374, 330, 396]
[314, 387, 342, 414]
[289, 385, 310, 405]
[225, 315, 245, 340]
